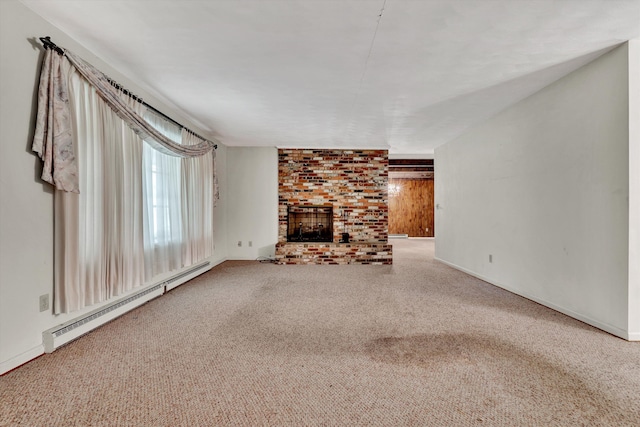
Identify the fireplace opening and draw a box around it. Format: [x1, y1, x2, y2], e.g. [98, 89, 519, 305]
[287, 206, 333, 242]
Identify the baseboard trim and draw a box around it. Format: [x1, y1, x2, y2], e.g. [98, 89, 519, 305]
[627, 332, 640, 341]
[434, 256, 631, 341]
[0, 345, 44, 376]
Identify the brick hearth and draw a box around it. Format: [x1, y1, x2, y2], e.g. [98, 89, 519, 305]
[276, 149, 392, 265]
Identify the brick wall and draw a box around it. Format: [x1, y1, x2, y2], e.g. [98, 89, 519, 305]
[276, 149, 392, 264]
[278, 149, 389, 243]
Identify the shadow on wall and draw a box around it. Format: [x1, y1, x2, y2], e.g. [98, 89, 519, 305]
[258, 244, 276, 259]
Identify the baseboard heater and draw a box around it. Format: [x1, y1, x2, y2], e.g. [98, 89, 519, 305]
[43, 261, 210, 353]
[164, 261, 211, 291]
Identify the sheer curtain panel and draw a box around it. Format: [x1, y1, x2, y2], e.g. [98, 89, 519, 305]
[33, 46, 219, 314]
[142, 110, 184, 277]
[55, 68, 146, 313]
[181, 130, 215, 266]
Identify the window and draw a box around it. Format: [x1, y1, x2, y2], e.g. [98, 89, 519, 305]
[142, 110, 184, 272]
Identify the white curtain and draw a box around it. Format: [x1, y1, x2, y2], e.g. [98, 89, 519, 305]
[142, 111, 183, 277]
[55, 65, 146, 313]
[181, 130, 215, 265]
[32, 49, 216, 194]
[34, 47, 218, 314]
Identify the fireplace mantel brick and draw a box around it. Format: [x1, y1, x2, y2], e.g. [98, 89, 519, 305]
[276, 149, 392, 265]
[275, 242, 393, 265]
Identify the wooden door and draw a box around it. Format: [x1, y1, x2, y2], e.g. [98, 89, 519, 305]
[388, 178, 434, 237]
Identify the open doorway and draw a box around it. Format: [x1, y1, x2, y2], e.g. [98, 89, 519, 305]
[388, 159, 434, 237]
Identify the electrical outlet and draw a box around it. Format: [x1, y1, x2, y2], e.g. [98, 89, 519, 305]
[237, 241, 242, 247]
[248, 241, 253, 247]
[489, 254, 493, 263]
[39, 294, 49, 312]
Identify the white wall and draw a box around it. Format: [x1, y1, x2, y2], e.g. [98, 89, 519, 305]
[226, 147, 279, 260]
[628, 40, 640, 340]
[0, 0, 228, 373]
[435, 43, 632, 338]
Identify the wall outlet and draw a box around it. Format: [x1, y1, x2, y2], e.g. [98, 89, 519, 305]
[39, 294, 49, 312]
[248, 241, 253, 247]
[237, 241, 242, 247]
[489, 254, 493, 263]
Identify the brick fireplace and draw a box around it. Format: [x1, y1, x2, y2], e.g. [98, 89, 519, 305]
[276, 149, 393, 264]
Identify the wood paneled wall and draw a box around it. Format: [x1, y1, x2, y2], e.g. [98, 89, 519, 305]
[388, 178, 434, 237]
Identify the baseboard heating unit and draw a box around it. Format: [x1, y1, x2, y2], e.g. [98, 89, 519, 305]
[164, 261, 211, 291]
[43, 261, 211, 353]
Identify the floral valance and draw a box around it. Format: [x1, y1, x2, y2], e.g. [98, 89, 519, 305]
[32, 47, 217, 193]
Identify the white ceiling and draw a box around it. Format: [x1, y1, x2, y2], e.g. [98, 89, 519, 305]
[22, 0, 640, 155]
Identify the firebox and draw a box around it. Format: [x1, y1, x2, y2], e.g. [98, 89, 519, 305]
[287, 206, 333, 242]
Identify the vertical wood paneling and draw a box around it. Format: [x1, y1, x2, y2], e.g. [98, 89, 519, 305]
[388, 178, 434, 237]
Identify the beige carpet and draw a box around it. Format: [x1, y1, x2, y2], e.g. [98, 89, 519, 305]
[1, 239, 639, 426]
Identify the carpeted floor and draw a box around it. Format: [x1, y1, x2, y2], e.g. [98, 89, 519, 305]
[1, 239, 639, 426]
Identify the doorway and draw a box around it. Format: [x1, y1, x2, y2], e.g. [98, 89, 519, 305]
[388, 159, 434, 237]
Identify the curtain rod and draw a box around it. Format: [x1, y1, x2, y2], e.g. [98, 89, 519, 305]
[39, 36, 217, 150]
